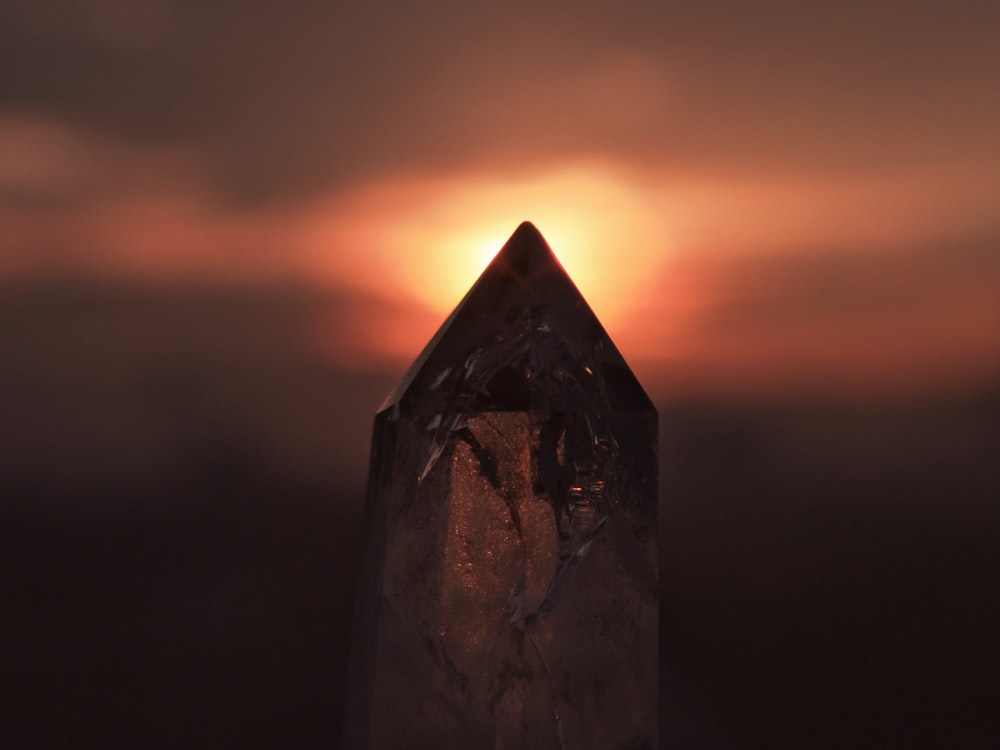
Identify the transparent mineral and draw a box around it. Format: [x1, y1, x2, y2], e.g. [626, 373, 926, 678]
[344, 222, 658, 749]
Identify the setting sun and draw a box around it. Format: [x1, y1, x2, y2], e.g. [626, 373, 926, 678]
[303, 163, 673, 330]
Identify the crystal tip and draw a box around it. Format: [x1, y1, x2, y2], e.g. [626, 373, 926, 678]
[512, 220, 543, 239]
[494, 221, 558, 279]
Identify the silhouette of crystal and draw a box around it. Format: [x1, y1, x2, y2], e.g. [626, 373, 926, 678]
[344, 222, 658, 749]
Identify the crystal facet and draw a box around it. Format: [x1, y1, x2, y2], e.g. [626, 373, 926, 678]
[345, 223, 658, 748]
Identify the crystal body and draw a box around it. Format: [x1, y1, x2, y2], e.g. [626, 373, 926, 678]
[345, 223, 658, 749]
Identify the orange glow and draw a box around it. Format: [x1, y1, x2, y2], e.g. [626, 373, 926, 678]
[2, 111, 997, 399]
[299, 163, 674, 328]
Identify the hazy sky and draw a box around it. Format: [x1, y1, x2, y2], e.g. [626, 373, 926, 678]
[2, 0, 998, 398]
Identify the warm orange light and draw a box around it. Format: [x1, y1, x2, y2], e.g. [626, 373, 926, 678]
[302, 163, 674, 330]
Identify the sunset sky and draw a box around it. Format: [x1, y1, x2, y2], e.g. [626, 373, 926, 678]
[2, 0, 999, 399]
[3, 5, 999, 747]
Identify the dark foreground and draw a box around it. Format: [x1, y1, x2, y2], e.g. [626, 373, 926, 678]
[2, 281, 997, 749]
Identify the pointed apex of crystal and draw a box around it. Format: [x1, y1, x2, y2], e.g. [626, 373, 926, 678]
[494, 220, 559, 279]
[381, 222, 652, 415]
[513, 219, 542, 237]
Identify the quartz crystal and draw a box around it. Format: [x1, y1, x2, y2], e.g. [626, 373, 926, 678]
[344, 222, 658, 749]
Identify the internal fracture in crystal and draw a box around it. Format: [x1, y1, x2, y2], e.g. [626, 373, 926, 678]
[344, 222, 658, 749]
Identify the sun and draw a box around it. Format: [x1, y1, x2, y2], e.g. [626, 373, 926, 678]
[351, 165, 673, 326]
[302, 162, 673, 369]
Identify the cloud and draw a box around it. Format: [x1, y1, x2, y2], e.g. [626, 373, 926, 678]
[2, 108, 997, 399]
[627, 232, 1000, 398]
[0, 115, 274, 278]
[2, 1, 996, 203]
[2, 0, 998, 400]
[0, 114, 203, 207]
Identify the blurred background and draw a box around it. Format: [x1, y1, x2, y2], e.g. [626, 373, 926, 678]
[2, 1, 998, 747]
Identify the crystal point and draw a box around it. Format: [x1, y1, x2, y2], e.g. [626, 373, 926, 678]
[346, 223, 658, 749]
